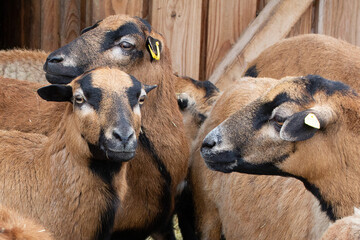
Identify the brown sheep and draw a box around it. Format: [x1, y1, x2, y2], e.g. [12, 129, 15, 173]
[0, 49, 48, 83]
[244, 34, 360, 91]
[0, 205, 53, 240]
[0, 15, 189, 239]
[321, 207, 360, 240]
[0, 67, 156, 240]
[201, 75, 360, 221]
[181, 77, 330, 239]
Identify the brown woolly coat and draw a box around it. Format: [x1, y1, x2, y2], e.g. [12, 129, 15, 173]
[0, 16, 189, 238]
[0, 205, 53, 240]
[0, 49, 48, 83]
[188, 77, 330, 239]
[244, 34, 360, 91]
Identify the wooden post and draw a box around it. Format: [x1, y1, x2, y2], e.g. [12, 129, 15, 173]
[208, 0, 313, 90]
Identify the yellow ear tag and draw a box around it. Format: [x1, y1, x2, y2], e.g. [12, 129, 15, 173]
[148, 41, 160, 60]
[304, 113, 320, 129]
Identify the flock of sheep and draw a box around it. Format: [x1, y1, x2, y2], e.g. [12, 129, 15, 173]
[0, 14, 359, 240]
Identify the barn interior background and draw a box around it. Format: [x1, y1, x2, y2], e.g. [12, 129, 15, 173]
[0, 0, 359, 88]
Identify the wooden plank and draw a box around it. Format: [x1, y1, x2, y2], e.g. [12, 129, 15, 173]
[91, 0, 146, 23]
[318, 0, 360, 46]
[205, 0, 257, 79]
[208, 0, 314, 90]
[41, 0, 61, 51]
[150, 0, 203, 80]
[287, 3, 314, 37]
[60, 0, 81, 46]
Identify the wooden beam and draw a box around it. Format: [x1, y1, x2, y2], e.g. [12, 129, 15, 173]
[208, 0, 313, 90]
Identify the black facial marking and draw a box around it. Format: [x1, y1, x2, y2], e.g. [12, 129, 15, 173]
[77, 73, 103, 111]
[197, 113, 207, 126]
[135, 16, 152, 32]
[81, 19, 103, 35]
[180, 76, 220, 99]
[253, 92, 292, 130]
[127, 75, 142, 108]
[244, 65, 258, 77]
[304, 75, 356, 97]
[102, 22, 144, 51]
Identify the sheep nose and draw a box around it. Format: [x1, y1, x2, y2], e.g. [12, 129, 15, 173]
[47, 55, 64, 64]
[112, 128, 135, 147]
[201, 128, 222, 154]
[201, 136, 217, 150]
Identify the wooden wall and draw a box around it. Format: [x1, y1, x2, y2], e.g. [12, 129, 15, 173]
[0, 0, 359, 82]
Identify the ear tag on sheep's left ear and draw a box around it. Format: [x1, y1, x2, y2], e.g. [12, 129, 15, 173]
[304, 113, 320, 129]
[147, 36, 161, 61]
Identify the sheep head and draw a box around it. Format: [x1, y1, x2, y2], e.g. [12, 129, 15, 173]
[200, 75, 360, 181]
[38, 67, 156, 162]
[43, 15, 169, 84]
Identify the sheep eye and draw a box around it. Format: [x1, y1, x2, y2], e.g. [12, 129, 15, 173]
[74, 95, 85, 104]
[272, 115, 285, 131]
[139, 95, 146, 105]
[119, 41, 134, 50]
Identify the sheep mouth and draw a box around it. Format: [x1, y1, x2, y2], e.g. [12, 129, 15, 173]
[105, 149, 136, 162]
[45, 73, 77, 84]
[201, 150, 238, 173]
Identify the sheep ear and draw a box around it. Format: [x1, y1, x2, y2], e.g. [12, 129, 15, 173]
[280, 111, 320, 141]
[37, 85, 73, 102]
[144, 84, 157, 94]
[146, 36, 162, 61]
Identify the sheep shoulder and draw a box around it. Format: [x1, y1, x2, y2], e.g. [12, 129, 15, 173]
[0, 204, 53, 240]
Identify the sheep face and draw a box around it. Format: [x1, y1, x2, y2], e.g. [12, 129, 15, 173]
[43, 15, 166, 84]
[201, 75, 359, 179]
[38, 67, 156, 162]
[176, 76, 219, 141]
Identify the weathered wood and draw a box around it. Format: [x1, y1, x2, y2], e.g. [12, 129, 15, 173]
[150, 0, 203, 79]
[60, 0, 81, 46]
[208, 0, 313, 90]
[205, 0, 257, 79]
[27, 0, 42, 49]
[287, 3, 314, 37]
[91, 0, 146, 22]
[318, 0, 360, 46]
[41, 0, 61, 51]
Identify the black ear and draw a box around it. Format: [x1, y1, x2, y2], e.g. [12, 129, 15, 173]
[280, 111, 319, 141]
[144, 84, 157, 94]
[37, 85, 73, 102]
[80, 19, 103, 35]
[146, 36, 162, 61]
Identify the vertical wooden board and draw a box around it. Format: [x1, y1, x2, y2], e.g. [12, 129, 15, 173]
[28, 0, 42, 49]
[91, 0, 146, 23]
[318, 0, 360, 46]
[287, 3, 314, 37]
[150, 0, 203, 79]
[41, 0, 61, 51]
[205, 0, 257, 79]
[60, 0, 81, 46]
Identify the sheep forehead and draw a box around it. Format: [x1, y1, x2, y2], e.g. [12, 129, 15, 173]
[98, 15, 137, 31]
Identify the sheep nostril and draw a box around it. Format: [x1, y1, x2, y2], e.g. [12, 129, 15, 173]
[48, 55, 64, 64]
[201, 138, 217, 150]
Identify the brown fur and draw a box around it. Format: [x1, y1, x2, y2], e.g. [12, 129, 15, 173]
[0, 67, 150, 239]
[202, 75, 360, 221]
[0, 205, 53, 240]
[321, 208, 360, 240]
[245, 34, 360, 91]
[0, 49, 48, 83]
[188, 77, 330, 239]
[0, 15, 189, 238]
